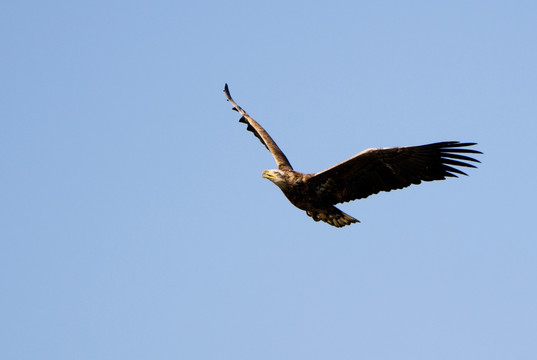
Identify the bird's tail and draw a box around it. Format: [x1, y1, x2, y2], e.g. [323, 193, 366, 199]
[306, 207, 359, 228]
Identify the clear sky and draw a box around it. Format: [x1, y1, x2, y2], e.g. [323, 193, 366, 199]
[1, 1, 536, 359]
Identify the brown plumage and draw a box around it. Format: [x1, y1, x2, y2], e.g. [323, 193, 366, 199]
[224, 84, 481, 227]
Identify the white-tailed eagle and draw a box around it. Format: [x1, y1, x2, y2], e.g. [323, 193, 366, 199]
[224, 84, 481, 227]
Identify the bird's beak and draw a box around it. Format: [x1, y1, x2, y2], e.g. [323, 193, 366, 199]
[262, 170, 273, 179]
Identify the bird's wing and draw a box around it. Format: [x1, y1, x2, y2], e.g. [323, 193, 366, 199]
[224, 84, 293, 171]
[307, 141, 481, 204]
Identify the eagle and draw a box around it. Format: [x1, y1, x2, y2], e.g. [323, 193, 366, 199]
[224, 84, 481, 227]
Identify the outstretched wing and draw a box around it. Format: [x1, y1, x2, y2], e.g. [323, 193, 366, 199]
[224, 84, 293, 171]
[307, 141, 481, 204]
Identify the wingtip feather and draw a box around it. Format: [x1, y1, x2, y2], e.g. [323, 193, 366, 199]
[223, 83, 231, 100]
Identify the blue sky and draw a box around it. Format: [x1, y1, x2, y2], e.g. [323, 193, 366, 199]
[1, 1, 536, 359]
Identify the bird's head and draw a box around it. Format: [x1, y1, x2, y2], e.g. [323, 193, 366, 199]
[262, 169, 287, 187]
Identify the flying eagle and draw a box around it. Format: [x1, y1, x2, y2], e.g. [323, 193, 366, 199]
[224, 84, 481, 227]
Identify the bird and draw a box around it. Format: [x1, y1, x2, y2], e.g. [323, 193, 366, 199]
[224, 84, 481, 228]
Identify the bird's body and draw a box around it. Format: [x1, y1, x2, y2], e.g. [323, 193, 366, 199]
[224, 84, 481, 227]
[261, 169, 359, 227]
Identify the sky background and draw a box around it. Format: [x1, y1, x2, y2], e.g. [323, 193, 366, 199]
[1, 1, 536, 359]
